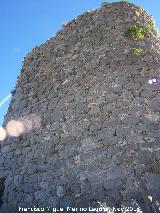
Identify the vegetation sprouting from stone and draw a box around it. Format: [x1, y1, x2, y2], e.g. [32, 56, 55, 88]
[131, 47, 143, 56]
[125, 22, 158, 56]
[143, 23, 158, 36]
[125, 23, 157, 41]
[125, 24, 144, 40]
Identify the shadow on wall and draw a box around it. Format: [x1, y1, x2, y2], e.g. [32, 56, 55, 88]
[0, 177, 6, 207]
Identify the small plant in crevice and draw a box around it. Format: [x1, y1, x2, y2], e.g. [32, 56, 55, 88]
[124, 24, 145, 41]
[131, 47, 143, 56]
[124, 23, 157, 41]
[142, 23, 158, 37]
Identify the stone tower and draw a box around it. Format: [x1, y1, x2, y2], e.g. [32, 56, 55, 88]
[0, 1, 160, 212]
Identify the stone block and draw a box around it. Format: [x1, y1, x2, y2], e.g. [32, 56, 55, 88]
[46, 196, 60, 208]
[39, 181, 49, 190]
[149, 99, 160, 112]
[25, 194, 34, 203]
[60, 196, 75, 208]
[105, 93, 119, 102]
[70, 181, 81, 194]
[144, 113, 159, 122]
[146, 174, 160, 190]
[23, 183, 33, 193]
[97, 128, 115, 140]
[13, 175, 23, 187]
[80, 182, 92, 197]
[88, 106, 100, 115]
[136, 41, 147, 47]
[56, 185, 65, 197]
[91, 182, 106, 199]
[134, 75, 148, 83]
[90, 124, 102, 132]
[34, 191, 50, 202]
[137, 150, 153, 164]
[124, 83, 141, 91]
[1, 145, 10, 154]
[51, 111, 63, 122]
[80, 137, 97, 152]
[103, 178, 123, 190]
[105, 165, 134, 179]
[109, 85, 122, 94]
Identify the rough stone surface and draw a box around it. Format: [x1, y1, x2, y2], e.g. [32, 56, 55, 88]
[0, 1, 160, 212]
[56, 185, 65, 198]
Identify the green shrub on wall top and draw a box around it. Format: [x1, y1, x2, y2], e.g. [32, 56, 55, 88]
[125, 24, 145, 41]
[125, 23, 157, 41]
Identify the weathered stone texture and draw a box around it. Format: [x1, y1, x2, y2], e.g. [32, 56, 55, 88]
[0, 1, 160, 212]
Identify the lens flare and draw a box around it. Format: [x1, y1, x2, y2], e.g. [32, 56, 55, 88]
[0, 94, 11, 109]
[5, 114, 41, 138]
[6, 120, 24, 137]
[19, 113, 41, 133]
[0, 127, 7, 141]
[20, 117, 33, 132]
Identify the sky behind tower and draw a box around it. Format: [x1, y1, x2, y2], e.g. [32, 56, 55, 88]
[0, 0, 160, 125]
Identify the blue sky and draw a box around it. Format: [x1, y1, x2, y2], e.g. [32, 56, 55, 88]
[0, 0, 160, 126]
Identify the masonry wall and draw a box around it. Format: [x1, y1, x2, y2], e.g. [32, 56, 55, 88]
[1, 1, 160, 212]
